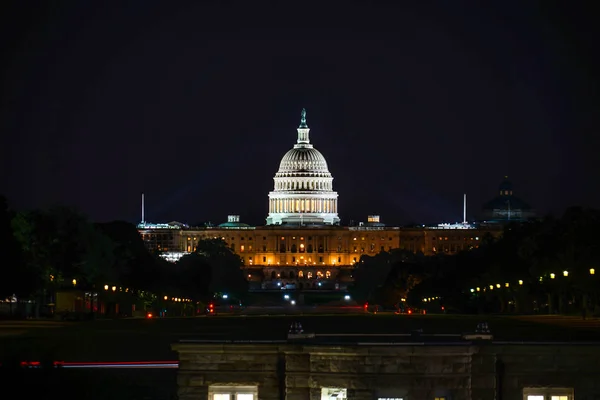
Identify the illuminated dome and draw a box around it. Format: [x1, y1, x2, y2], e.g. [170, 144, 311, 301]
[278, 147, 330, 174]
[266, 109, 340, 225]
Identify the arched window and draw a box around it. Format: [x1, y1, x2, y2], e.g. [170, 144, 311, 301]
[298, 271, 304, 278]
[326, 271, 331, 279]
[307, 272, 313, 279]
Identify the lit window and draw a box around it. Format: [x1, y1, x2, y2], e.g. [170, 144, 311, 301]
[321, 388, 347, 400]
[209, 386, 257, 400]
[523, 387, 573, 400]
[434, 398, 446, 400]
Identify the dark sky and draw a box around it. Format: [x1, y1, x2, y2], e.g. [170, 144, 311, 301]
[1, 1, 599, 226]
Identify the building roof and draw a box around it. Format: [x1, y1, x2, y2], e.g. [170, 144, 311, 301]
[482, 176, 532, 211]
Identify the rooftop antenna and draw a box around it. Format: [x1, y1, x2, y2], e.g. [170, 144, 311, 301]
[463, 193, 467, 224]
[141, 193, 145, 224]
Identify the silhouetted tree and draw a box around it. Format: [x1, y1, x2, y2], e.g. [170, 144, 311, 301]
[194, 239, 247, 297]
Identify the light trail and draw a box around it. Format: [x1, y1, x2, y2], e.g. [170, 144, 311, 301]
[6, 361, 179, 369]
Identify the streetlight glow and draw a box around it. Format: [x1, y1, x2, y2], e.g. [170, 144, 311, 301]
[550, 273, 555, 279]
[72, 279, 77, 286]
[590, 268, 596, 275]
[563, 270, 568, 277]
[518, 280, 523, 285]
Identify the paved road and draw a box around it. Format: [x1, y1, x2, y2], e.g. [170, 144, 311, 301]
[1, 314, 600, 362]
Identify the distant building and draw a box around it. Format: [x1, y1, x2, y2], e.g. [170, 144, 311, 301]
[138, 110, 503, 290]
[482, 176, 535, 223]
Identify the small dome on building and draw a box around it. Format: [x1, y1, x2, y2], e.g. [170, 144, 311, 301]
[482, 177, 534, 222]
[218, 215, 250, 228]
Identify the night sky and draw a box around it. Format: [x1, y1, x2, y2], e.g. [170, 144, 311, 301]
[1, 1, 598, 226]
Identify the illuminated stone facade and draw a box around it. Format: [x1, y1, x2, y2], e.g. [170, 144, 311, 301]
[139, 220, 501, 289]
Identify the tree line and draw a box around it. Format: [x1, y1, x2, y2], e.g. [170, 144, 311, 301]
[352, 207, 600, 316]
[0, 196, 246, 312]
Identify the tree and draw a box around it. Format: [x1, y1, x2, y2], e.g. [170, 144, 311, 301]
[0, 196, 25, 300]
[194, 239, 247, 297]
[173, 253, 211, 299]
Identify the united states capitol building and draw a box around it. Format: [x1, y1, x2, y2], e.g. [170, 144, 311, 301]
[138, 109, 529, 290]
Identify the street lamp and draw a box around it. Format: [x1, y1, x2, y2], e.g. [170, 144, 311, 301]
[72, 279, 77, 286]
[112, 286, 117, 291]
[518, 280, 523, 285]
[563, 270, 568, 277]
[104, 285, 108, 290]
[505, 283, 509, 288]
[550, 273, 555, 279]
[496, 284, 501, 288]
[590, 268, 596, 275]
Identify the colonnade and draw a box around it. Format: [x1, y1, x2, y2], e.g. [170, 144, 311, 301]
[274, 180, 331, 191]
[269, 198, 337, 213]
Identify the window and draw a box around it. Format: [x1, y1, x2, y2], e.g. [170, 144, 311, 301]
[263, 256, 266, 262]
[209, 385, 257, 400]
[523, 388, 573, 400]
[321, 388, 347, 400]
[434, 398, 446, 400]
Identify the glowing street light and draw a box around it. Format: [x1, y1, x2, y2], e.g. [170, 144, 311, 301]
[518, 280, 523, 286]
[550, 273, 555, 279]
[496, 284, 501, 288]
[590, 268, 596, 275]
[104, 285, 108, 290]
[505, 283, 509, 288]
[563, 270, 569, 277]
[164, 296, 168, 300]
[489, 285, 494, 290]
[112, 286, 117, 291]
[476, 287, 480, 292]
[72, 279, 77, 286]
[470, 288, 475, 293]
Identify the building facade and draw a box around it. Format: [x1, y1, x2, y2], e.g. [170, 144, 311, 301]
[173, 340, 590, 400]
[138, 109, 504, 289]
[139, 219, 501, 289]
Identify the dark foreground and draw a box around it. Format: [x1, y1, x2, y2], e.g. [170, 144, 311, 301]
[2, 314, 600, 361]
[1, 314, 599, 400]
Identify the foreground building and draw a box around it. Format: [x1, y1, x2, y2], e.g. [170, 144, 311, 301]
[138, 110, 506, 289]
[173, 337, 586, 400]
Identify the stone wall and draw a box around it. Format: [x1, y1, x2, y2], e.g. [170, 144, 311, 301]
[172, 342, 600, 400]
